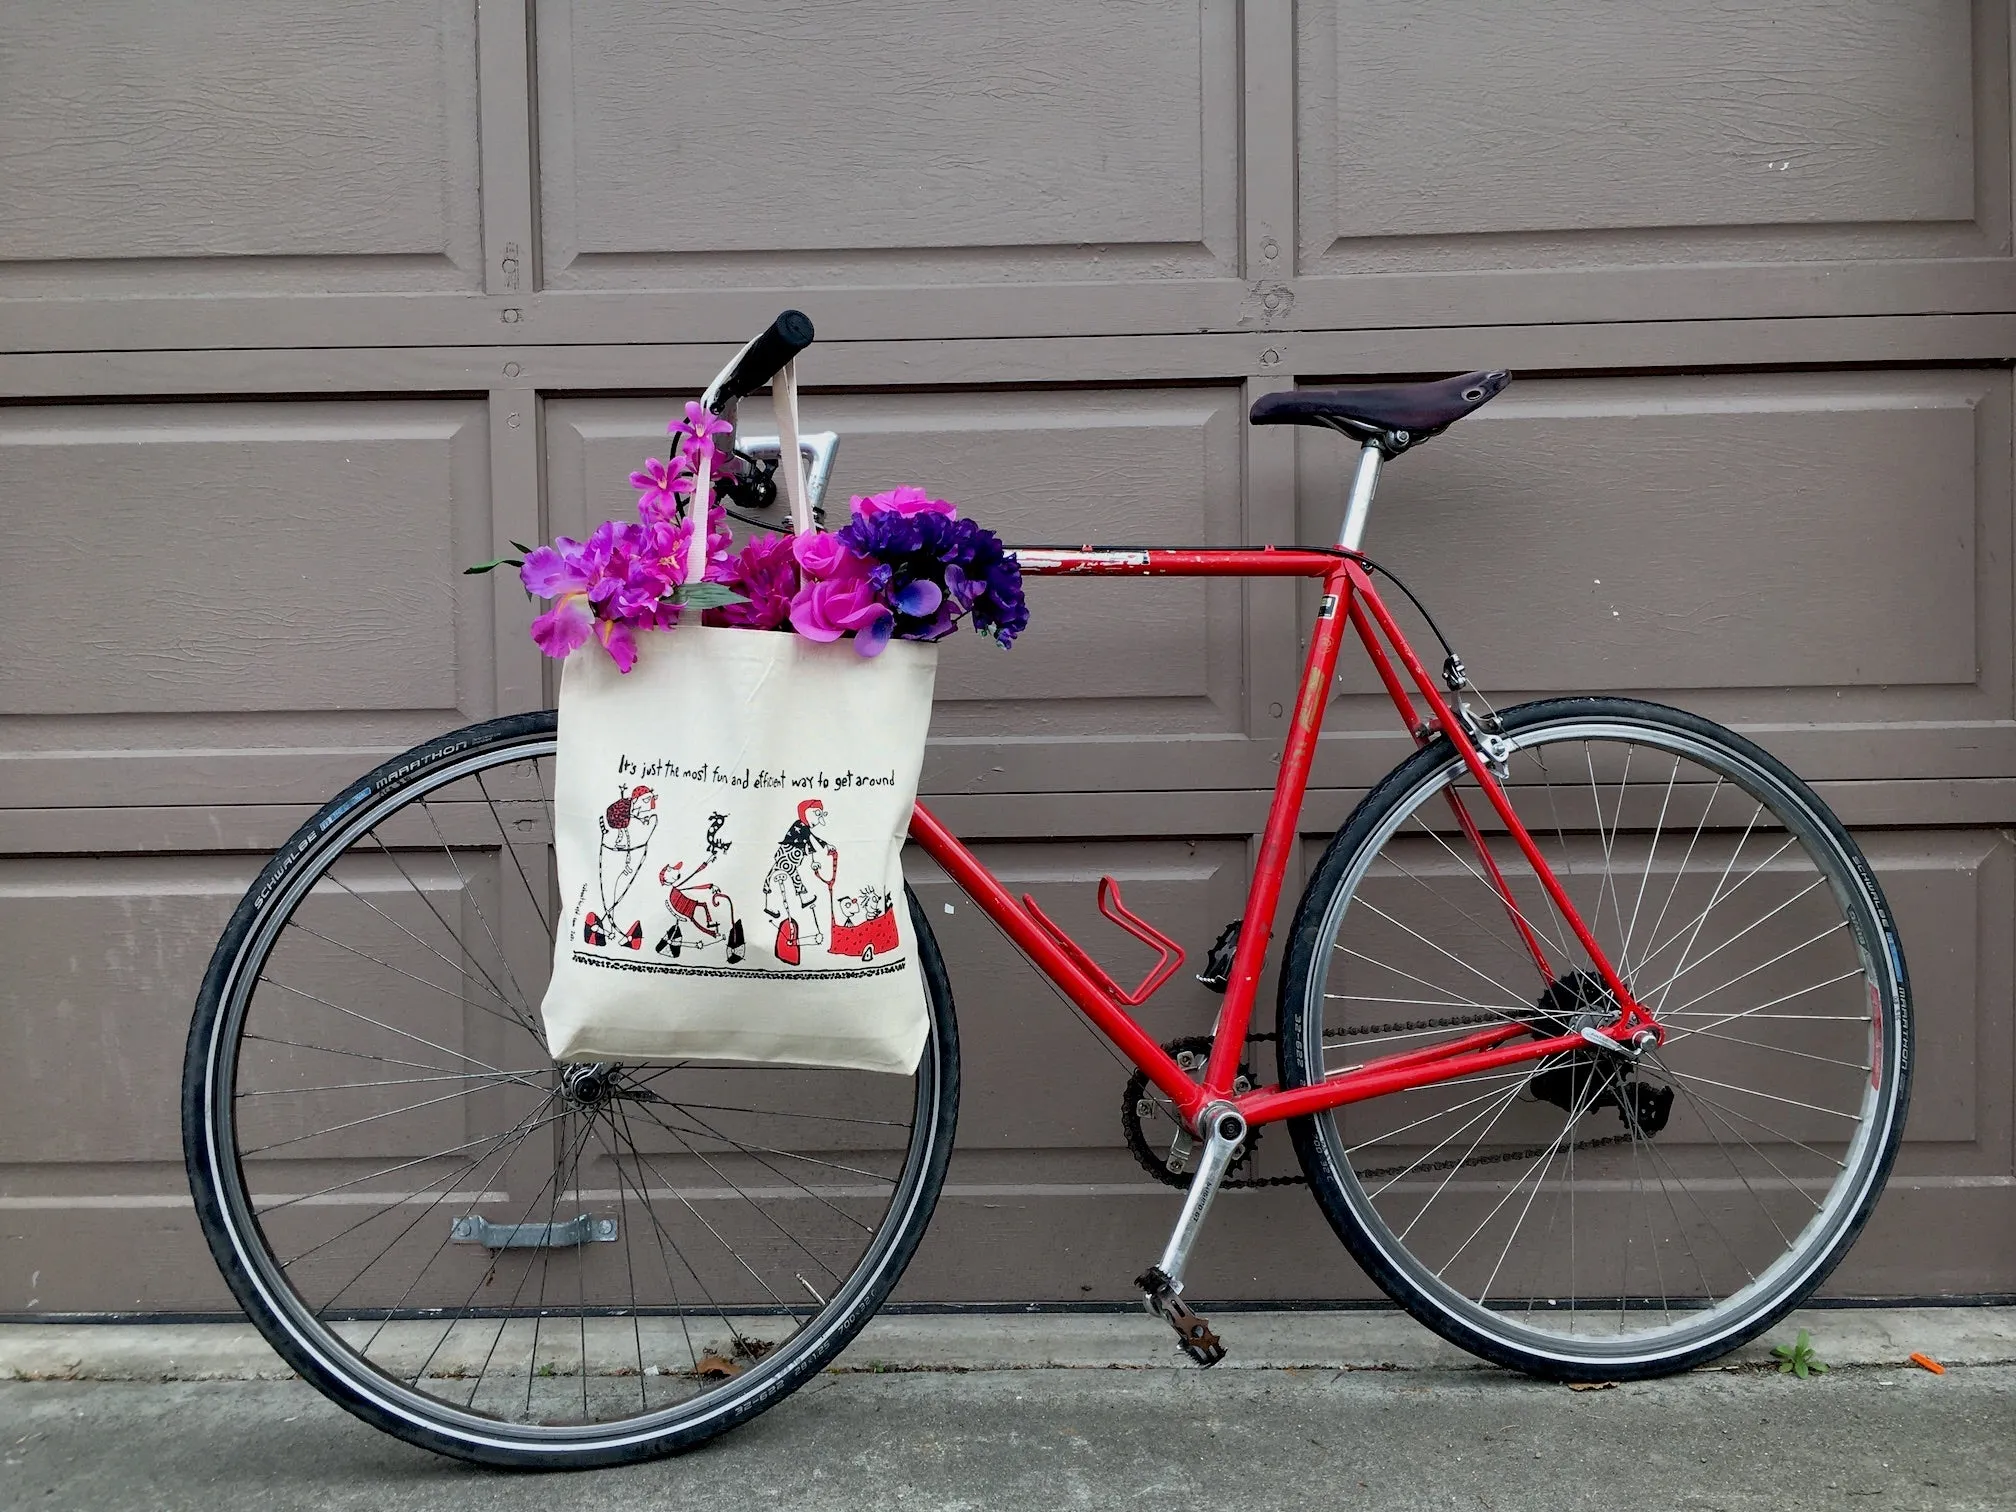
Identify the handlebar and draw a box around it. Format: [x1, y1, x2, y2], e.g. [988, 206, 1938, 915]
[702, 310, 815, 414]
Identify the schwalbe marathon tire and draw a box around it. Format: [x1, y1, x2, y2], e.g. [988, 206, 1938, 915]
[1275, 697, 1911, 1382]
[181, 712, 961, 1467]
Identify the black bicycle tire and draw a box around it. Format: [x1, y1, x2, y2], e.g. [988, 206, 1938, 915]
[1275, 696, 1912, 1381]
[181, 711, 961, 1467]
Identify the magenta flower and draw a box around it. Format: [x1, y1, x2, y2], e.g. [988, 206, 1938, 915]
[792, 575, 894, 652]
[520, 520, 664, 670]
[789, 530, 894, 654]
[629, 455, 692, 523]
[706, 530, 798, 631]
[669, 401, 733, 481]
[852, 485, 956, 520]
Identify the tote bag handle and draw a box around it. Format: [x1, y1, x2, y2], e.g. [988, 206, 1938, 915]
[683, 359, 812, 586]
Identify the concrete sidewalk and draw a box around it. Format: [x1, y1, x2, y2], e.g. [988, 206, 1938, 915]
[2, 1312, 2012, 1511]
[3, 1305, 2013, 1379]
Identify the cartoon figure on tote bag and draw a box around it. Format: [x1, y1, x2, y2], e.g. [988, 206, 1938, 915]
[654, 812, 746, 963]
[583, 784, 657, 950]
[824, 871, 901, 962]
[764, 798, 837, 965]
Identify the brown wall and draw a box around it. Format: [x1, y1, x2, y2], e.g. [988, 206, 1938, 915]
[2, 0, 2013, 1312]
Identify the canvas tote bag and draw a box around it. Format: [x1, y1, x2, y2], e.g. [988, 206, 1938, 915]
[539, 364, 937, 1073]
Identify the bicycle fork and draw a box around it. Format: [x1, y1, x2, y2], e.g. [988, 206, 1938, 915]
[1136, 1100, 1247, 1366]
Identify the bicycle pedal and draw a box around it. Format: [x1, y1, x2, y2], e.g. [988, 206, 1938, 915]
[1196, 919, 1241, 993]
[1136, 1266, 1226, 1368]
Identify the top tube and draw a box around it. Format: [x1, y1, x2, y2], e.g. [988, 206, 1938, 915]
[1009, 546, 1351, 577]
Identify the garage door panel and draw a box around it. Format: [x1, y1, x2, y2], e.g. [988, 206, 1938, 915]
[1865, 830, 2013, 1155]
[535, 0, 1239, 290]
[1299, 0, 2005, 276]
[545, 389, 1253, 784]
[0, 855, 253, 1165]
[0, 400, 496, 806]
[1299, 370, 2010, 784]
[3, 5, 2011, 1314]
[0, 0, 483, 297]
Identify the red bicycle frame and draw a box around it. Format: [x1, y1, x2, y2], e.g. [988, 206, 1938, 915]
[906, 546, 1662, 1137]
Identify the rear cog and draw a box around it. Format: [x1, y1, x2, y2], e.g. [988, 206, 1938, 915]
[1121, 1035, 1259, 1189]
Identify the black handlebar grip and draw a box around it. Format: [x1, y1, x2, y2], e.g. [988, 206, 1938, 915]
[714, 310, 815, 406]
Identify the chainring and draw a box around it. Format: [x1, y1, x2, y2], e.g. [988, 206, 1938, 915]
[1120, 1036, 1262, 1190]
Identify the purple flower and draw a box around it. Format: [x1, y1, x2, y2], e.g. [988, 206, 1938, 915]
[837, 504, 1028, 649]
[669, 402, 734, 482]
[520, 520, 667, 671]
[518, 510, 736, 672]
[628, 455, 692, 524]
[633, 403, 737, 526]
[520, 538, 599, 661]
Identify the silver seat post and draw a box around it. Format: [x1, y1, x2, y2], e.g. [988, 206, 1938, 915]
[1339, 442, 1384, 552]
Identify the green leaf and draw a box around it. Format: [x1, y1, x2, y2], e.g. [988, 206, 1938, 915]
[1773, 1329, 1825, 1379]
[662, 583, 749, 609]
[463, 544, 536, 576]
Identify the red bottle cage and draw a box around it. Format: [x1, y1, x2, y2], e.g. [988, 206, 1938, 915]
[1019, 877, 1187, 1009]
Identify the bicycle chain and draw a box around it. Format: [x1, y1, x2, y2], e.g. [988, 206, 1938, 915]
[1125, 1014, 1639, 1188]
[1124, 1013, 1531, 1190]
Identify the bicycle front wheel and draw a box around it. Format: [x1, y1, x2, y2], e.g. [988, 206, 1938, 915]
[182, 712, 959, 1467]
[1278, 698, 1909, 1380]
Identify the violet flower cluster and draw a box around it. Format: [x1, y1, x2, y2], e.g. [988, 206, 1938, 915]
[832, 487, 1028, 653]
[517, 408, 1027, 670]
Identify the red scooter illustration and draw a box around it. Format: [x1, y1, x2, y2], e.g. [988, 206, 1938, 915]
[654, 861, 744, 963]
[654, 812, 743, 962]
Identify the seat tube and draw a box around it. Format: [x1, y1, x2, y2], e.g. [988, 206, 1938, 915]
[1338, 443, 1384, 551]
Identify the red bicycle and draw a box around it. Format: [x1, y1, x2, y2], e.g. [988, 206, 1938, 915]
[183, 317, 1911, 1467]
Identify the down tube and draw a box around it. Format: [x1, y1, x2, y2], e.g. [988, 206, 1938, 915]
[906, 801, 1207, 1119]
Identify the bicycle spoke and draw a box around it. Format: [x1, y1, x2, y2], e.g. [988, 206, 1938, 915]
[360, 830, 525, 1015]
[318, 864, 528, 1024]
[476, 769, 554, 938]
[1657, 954, 1861, 1038]
[196, 725, 943, 1448]
[283, 918, 540, 1043]
[1618, 757, 1682, 977]
[1302, 712, 1899, 1367]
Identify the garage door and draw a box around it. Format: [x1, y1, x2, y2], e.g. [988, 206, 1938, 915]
[2, 0, 2011, 1313]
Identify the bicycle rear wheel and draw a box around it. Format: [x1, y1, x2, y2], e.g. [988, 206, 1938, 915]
[1278, 698, 1909, 1380]
[182, 712, 959, 1467]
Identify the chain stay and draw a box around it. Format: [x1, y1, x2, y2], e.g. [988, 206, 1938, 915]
[1128, 1012, 1642, 1188]
[1125, 1012, 1530, 1190]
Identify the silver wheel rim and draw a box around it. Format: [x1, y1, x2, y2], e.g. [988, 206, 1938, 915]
[196, 730, 946, 1455]
[1303, 715, 1903, 1368]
